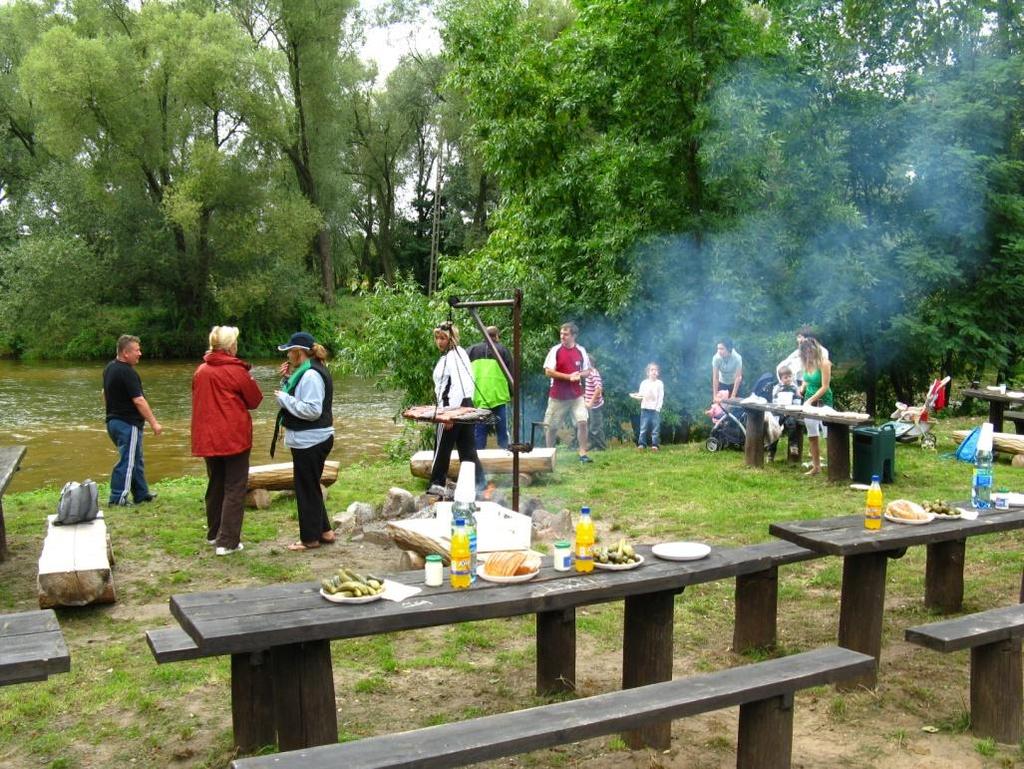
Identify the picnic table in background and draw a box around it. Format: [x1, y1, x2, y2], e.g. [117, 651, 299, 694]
[962, 387, 1024, 434]
[726, 400, 871, 482]
[770, 504, 1024, 690]
[0, 445, 27, 562]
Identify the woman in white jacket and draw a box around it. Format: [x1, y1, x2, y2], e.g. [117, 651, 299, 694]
[428, 322, 483, 497]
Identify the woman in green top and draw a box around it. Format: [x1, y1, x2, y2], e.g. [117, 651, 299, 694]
[800, 338, 832, 476]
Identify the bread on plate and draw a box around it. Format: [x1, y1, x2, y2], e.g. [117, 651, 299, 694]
[885, 499, 929, 521]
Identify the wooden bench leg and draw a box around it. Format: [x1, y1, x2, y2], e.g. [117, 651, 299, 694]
[836, 553, 886, 689]
[231, 651, 277, 753]
[826, 424, 851, 482]
[536, 608, 575, 695]
[733, 567, 779, 653]
[0, 499, 7, 562]
[989, 402, 1005, 434]
[622, 590, 676, 750]
[737, 693, 794, 769]
[271, 640, 338, 751]
[745, 411, 765, 467]
[787, 425, 804, 465]
[971, 637, 1022, 744]
[925, 539, 965, 612]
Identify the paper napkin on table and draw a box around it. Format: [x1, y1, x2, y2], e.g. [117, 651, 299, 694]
[382, 580, 421, 602]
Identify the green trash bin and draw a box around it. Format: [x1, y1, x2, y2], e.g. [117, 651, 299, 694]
[852, 423, 896, 484]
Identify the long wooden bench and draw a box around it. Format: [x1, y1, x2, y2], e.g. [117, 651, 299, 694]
[906, 603, 1024, 744]
[733, 540, 824, 653]
[151, 541, 817, 754]
[0, 609, 70, 686]
[0, 445, 27, 562]
[231, 646, 873, 769]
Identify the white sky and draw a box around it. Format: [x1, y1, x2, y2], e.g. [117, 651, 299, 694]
[359, 0, 442, 85]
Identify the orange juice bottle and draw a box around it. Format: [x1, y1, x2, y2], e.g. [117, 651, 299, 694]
[574, 507, 595, 573]
[864, 475, 883, 530]
[450, 518, 472, 589]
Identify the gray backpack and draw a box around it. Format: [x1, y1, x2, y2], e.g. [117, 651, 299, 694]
[55, 480, 100, 526]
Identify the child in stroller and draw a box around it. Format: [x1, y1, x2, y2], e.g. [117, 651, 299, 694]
[767, 366, 802, 461]
[705, 395, 748, 452]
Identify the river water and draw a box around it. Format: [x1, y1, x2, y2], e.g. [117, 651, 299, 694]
[0, 359, 404, 493]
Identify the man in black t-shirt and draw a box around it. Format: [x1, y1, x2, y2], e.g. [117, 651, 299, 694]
[103, 334, 162, 506]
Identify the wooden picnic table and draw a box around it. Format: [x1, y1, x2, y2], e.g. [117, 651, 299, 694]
[770, 504, 1024, 689]
[962, 387, 1024, 433]
[0, 609, 70, 686]
[726, 400, 871, 482]
[0, 445, 27, 562]
[166, 543, 789, 754]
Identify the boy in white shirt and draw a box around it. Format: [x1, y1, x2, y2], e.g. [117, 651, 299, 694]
[631, 363, 665, 451]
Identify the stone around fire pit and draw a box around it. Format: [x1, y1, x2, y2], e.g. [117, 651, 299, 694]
[531, 507, 573, 539]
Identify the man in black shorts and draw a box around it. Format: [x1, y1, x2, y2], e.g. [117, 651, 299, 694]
[103, 334, 162, 506]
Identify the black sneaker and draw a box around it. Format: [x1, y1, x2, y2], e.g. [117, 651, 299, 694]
[138, 493, 158, 503]
[579, 455, 593, 464]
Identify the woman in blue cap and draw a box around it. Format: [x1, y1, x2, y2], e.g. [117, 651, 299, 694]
[273, 332, 336, 551]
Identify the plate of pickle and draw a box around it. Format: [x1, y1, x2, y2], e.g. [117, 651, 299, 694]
[593, 540, 644, 570]
[922, 500, 960, 519]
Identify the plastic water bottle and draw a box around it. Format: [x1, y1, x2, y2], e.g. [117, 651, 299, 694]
[574, 507, 595, 573]
[450, 518, 472, 589]
[864, 474, 882, 530]
[972, 423, 994, 510]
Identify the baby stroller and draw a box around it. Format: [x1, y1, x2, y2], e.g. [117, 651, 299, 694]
[883, 376, 950, 450]
[706, 401, 749, 452]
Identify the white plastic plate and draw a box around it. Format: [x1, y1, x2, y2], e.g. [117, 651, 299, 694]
[320, 588, 383, 604]
[883, 511, 935, 525]
[651, 542, 711, 561]
[594, 555, 644, 571]
[476, 565, 539, 583]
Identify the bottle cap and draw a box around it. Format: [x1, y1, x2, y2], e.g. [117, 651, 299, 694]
[871, 474, 880, 482]
[978, 422, 994, 453]
[581, 506, 591, 515]
[454, 517, 466, 526]
[554, 540, 570, 548]
[453, 462, 477, 504]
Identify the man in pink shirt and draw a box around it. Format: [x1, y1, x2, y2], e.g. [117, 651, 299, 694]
[543, 322, 593, 463]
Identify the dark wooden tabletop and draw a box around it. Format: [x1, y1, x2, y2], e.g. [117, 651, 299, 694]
[171, 544, 776, 656]
[723, 399, 872, 426]
[962, 388, 1024, 406]
[0, 609, 70, 686]
[770, 505, 1024, 557]
[0, 446, 26, 496]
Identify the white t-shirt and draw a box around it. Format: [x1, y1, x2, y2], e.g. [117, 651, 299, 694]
[433, 347, 474, 407]
[638, 378, 664, 411]
[777, 344, 829, 382]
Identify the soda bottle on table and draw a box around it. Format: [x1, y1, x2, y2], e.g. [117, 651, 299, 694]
[450, 518, 472, 589]
[864, 474, 882, 531]
[574, 506, 595, 573]
[972, 422, 994, 510]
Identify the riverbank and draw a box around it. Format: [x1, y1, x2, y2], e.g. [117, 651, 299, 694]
[0, 359, 404, 493]
[1, 420, 1022, 768]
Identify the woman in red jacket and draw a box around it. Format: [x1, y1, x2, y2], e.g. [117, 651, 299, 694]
[191, 326, 264, 555]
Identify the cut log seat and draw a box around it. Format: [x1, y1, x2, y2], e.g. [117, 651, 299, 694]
[953, 429, 1024, 455]
[247, 461, 340, 491]
[37, 513, 115, 609]
[231, 647, 874, 769]
[409, 448, 557, 480]
[906, 604, 1024, 744]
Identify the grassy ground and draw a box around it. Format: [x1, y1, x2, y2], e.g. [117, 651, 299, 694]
[1, 415, 1023, 768]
